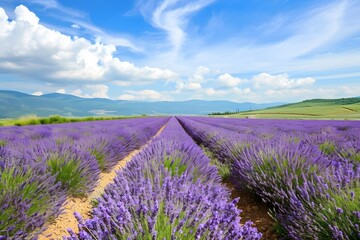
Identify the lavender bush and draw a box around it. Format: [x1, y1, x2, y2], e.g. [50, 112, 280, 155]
[65, 118, 261, 239]
[178, 116, 360, 239]
[0, 117, 169, 238]
[0, 147, 66, 239]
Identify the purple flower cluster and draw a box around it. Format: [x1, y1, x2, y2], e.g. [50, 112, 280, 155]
[177, 116, 360, 239]
[65, 117, 261, 239]
[0, 117, 169, 238]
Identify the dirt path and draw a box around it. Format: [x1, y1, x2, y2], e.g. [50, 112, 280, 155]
[224, 181, 278, 239]
[39, 125, 166, 240]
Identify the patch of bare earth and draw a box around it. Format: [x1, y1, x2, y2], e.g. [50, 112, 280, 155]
[223, 181, 279, 240]
[39, 125, 166, 240]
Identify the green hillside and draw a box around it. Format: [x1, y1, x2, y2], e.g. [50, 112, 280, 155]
[226, 97, 360, 119]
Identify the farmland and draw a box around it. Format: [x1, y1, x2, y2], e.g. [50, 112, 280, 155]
[1, 117, 360, 239]
[224, 98, 360, 120]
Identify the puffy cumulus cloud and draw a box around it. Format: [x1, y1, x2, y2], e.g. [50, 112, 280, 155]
[232, 87, 252, 95]
[85, 84, 109, 98]
[190, 66, 211, 83]
[253, 73, 315, 89]
[204, 88, 220, 96]
[71, 84, 109, 98]
[32, 91, 43, 96]
[218, 73, 247, 87]
[175, 66, 210, 93]
[0, 5, 176, 84]
[55, 88, 66, 94]
[176, 82, 202, 91]
[119, 90, 171, 101]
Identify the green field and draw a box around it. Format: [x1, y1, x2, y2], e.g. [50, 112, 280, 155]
[224, 98, 360, 120]
[0, 115, 143, 127]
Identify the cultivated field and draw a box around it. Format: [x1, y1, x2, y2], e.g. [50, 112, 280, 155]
[227, 98, 360, 120]
[1, 117, 359, 239]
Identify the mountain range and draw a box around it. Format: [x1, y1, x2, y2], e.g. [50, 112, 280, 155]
[0, 90, 284, 118]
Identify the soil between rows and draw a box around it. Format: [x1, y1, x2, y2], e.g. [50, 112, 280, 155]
[224, 181, 279, 240]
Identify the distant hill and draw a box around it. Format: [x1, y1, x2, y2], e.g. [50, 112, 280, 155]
[228, 97, 360, 119]
[0, 90, 283, 118]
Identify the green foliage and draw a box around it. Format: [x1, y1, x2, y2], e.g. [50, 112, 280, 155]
[84, 116, 95, 121]
[48, 115, 64, 124]
[339, 148, 360, 164]
[319, 141, 336, 155]
[164, 154, 188, 177]
[154, 202, 200, 240]
[212, 160, 231, 181]
[0, 140, 7, 147]
[47, 157, 86, 197]
[1, 115, 137, 127]
[91, 148, 106, 171]
[209, 110, 240, 115]
[202, 146, 231, 180]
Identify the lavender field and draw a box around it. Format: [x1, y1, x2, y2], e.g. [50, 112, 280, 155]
[1, 117, 359, 239]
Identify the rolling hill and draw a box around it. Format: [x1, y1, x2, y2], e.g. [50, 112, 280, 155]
[227, 97, 360, 119]
[0, 90, 283, 118]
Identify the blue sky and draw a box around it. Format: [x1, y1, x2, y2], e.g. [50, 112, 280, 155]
[0, 0, 359, 102]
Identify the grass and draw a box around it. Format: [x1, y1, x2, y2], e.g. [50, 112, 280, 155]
[201, 145, 231, 180]
[163, 154, 188, 177]
[0, 115, 143, 127]
[218, 99, 360, 120]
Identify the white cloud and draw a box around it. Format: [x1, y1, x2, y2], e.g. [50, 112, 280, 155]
[151, 0, 214, 51]
[190, 66, 210, 83]
[71, 84, 109, 98]
[340, 86, 360, 96]
[71, 89, 87, 98]
[85, 84, 109, 98]
[0, 5, 175, 84]
[204, 88, 224, 96]
[55, 88, 66, 94]
[175, 66, 211, 93]
[121, 89, 171, 101]
[176, 82, 202, 91]
[218, 73, 247, 87]
[26, 0, 59, 9]
[71, 23, 80, 29]
[32, 91, 43, 96]
[252, 73, 315, 89]
[232, 87, 252, 95]
[204, 86, 252, 97]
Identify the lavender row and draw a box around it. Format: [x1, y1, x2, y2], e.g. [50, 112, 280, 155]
[65, 117, 262, 239]
[177, 117, 360, 239]
[0, 117, 169, 239]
